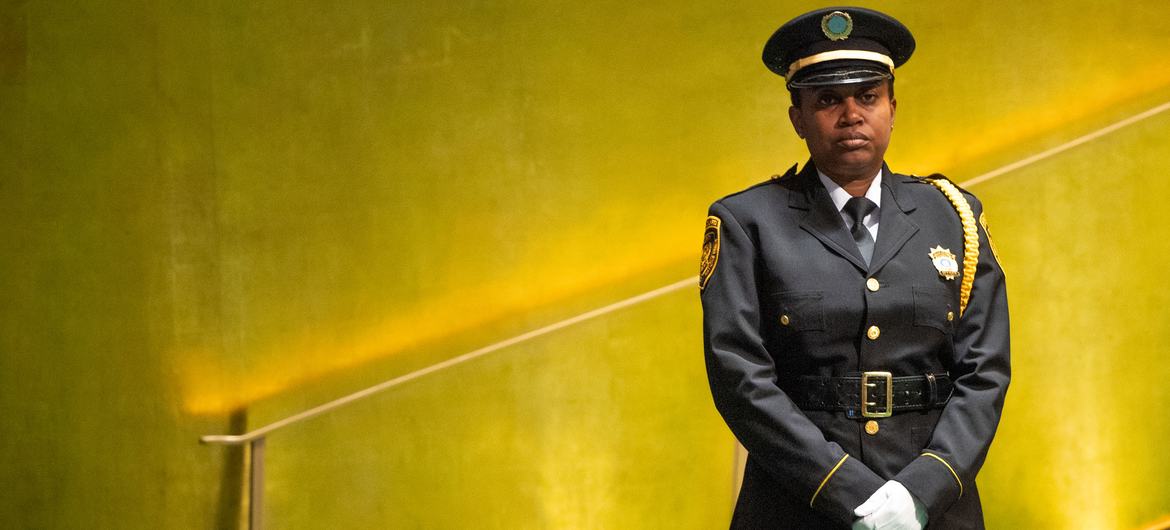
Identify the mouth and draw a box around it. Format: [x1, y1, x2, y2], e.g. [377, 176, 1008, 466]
[836, 133, 870, 150]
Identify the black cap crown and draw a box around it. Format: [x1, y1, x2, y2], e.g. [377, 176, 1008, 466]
[763, 7, 915, 88]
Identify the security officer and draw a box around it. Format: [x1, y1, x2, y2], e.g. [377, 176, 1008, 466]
[699, 7, 1010, 529]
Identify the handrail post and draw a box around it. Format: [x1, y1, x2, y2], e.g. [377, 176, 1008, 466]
[250, 437, 266, 530]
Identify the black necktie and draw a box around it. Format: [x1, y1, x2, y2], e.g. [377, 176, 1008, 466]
[843, 196, 877, 265]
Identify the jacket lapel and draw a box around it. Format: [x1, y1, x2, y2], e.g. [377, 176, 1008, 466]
[790, 162, 869, 272]
[868, 167, 920, 274]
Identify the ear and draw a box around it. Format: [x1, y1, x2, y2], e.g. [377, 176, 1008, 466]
[889, 96, 897, 126]
[788, 105, 804, 139]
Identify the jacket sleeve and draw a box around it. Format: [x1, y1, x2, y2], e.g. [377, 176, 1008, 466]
[894, 195, 1011, 520]
[701, 201, 884, 526]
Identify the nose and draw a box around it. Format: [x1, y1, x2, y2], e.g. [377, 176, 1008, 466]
[838, 97, 863, 127]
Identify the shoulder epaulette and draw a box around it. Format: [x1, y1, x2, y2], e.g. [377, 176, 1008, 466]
[718, 164, 800, 202]
[770, 163, 800, 183]
[911, 173, 974, 195]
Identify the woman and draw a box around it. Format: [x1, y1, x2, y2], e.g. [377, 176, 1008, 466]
[700, 7, 1010, 529]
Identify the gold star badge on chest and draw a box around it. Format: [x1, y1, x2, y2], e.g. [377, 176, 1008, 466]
[928, 246, 959, 280]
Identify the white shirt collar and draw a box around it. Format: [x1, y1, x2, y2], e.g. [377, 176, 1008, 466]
[817, 168, 883, 212]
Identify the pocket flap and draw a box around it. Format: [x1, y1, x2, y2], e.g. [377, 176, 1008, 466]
[773, 290, 825, 332]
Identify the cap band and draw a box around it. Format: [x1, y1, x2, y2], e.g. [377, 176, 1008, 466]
[786, 49, 895, 80]
[787, 68, 891, 89]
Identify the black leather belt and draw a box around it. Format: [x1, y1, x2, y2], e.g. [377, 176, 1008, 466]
[782, 372, 953, 419]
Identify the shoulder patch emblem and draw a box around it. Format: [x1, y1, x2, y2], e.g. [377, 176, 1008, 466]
[699, 216, 721, 291]
[980, 212, 1001, 264]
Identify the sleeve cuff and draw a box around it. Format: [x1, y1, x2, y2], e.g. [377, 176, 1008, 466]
[808, 454, 885, 527]
[894, 453, 963, 522]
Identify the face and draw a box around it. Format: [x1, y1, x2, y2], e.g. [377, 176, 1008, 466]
[788, 81, 896, 183]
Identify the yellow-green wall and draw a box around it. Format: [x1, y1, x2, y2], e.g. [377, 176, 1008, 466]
[1, 0, 1168, 528]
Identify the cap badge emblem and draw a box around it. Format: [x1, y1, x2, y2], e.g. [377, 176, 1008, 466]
[928, 246, 959, 280]
[821, 11, 853, 41]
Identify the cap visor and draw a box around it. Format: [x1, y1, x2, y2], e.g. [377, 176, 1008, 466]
[787, 68, 891, 89]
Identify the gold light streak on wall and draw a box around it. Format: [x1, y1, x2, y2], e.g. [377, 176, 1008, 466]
[179, 232, 691, 414]
[1138, 516, 1170, 530]
[893, 77, 1170, 174]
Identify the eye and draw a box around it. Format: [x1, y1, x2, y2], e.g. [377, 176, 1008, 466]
[815, 92, 840, 107]
[858, 92, 878, 104]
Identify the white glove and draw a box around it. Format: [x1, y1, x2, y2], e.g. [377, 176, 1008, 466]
[850, 480, 928, 530]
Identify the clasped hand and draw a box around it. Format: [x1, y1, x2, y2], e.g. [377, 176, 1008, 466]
[851, 480, 927, 530]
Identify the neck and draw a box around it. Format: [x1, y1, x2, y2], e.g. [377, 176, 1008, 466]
[836, 175, 876, 197]
[821, 168, 880, 197]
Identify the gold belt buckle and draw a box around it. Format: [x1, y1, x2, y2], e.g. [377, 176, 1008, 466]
[861, 371, 893, 418]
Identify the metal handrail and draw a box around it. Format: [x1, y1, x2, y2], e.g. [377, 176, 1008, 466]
[200, 99, 1170, 530]
[200, 276, 697, 445]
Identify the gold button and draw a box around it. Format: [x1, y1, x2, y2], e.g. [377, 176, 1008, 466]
[780, 314, 790, 326]
[866, 278, 880, 292]
[947, 311, 955, 321]
[866, 325, 880, 340]
[865, 420, 879, 435]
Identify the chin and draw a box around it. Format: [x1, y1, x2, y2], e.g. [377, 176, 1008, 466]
[830, 154, 879, 174]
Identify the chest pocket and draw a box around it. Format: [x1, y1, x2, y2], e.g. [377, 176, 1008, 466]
[913, 285, 956, 333]
[773, 290, 825, 333]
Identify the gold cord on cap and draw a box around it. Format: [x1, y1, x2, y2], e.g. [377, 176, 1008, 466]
[785, 50, 895, 80]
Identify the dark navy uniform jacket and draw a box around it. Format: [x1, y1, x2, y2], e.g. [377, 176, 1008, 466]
[700, 161, 1010, 529]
